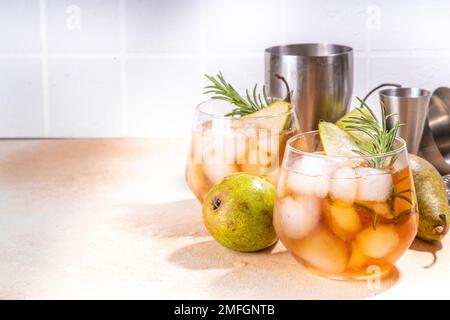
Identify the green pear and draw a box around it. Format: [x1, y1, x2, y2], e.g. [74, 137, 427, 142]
[203, 173, 277, 252]
[409, 154, 449, 241]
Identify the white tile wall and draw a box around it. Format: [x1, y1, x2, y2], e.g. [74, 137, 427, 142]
[203, 0, 283, 54]
[363, 55, 450, 117]
[352, 55, 369, 104]
[0, 0, 449, 138]
[0, 59, 44, 137]
[48, 59, 122, 137]
[126, 0, 202, 53]
[0, 0, 40, 54]
[204, 55, 265, 93]
[285, 0, 367, 51]
[126, 57, 202, 137]
[368, 56, 450, 90]
[369, 0, 450, 50]
[46, 0, 121, 53]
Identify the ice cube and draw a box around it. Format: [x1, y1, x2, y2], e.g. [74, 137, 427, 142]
[232, 124, 258, 138]
[372, 202, 394, 219]
[347, 244, 368, 270]
[356, 168, 393, 202]
[355, 200, 394, 219]
[329, 166, 357, 203]
[202, 143, 237, 183]
[286, 158, 335, 198]
[275, 195, 321, 239]
[292, 156, 336, 176]
[257, 129, 279, 156]
[294, 226, 349, 274]
[286, 171, 329, 198]
[202, 132, 247, 165]
[233, 134, 248, 165]
[240, 141, 274, 176]
[240, 146, 261, 175]
[324, 200, 362, 241]
[256, 148, 273, 167]
[355, 225, 400, 259]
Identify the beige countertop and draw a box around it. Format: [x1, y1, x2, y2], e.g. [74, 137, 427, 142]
[0, 139, 449, 299]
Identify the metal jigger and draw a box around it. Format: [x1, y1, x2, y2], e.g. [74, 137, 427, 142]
[379, 87, 431, 155]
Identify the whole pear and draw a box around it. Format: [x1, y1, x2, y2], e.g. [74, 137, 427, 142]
[409, 154, 449, 241]
[203, 173, 277, 252]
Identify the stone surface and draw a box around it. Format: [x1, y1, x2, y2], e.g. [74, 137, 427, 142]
[0, 139, 449, 299]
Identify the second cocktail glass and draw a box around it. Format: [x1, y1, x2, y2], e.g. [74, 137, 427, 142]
[186, 99, 298, 203]
[273, 131, 418, 280]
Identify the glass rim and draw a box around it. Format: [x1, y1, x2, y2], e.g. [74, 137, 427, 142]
[286, 130, 407, 160]
[379, 87, 431, 98]
[196, 99, 295, 120]
[265, 43, 353, 57]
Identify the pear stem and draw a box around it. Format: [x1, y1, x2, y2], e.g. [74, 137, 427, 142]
[274, 73, 291, 103]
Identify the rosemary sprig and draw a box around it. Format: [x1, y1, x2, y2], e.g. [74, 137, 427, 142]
[203, 71, 270, 116]
[342, 97, 400, 169]
[341, 98, 414, 230]
[203, 71, 292, 117]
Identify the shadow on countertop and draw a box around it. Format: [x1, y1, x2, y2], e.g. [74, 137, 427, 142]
[119, 198, 209, 239]
[121, 197, 400, 299]
[169, 239, 400, 300]
[168, 239, 279, 270]
[409, 238, 443, 269]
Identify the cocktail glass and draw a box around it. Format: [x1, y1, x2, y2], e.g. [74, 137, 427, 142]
[273, 131, 418, 280]
[186, 99, 298, 203]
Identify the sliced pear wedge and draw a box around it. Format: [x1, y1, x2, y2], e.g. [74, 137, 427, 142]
[242, 100, 292, 130]
[336, 107, 374, 144]
[318, 121, 360, 157]
[336, 107, 373, 128]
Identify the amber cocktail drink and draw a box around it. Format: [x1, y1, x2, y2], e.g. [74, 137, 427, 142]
[273, 131, 418, 280]
[186, 99, 298, 203]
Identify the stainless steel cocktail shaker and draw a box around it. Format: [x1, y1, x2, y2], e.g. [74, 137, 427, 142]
[265, 43, 354, 132]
